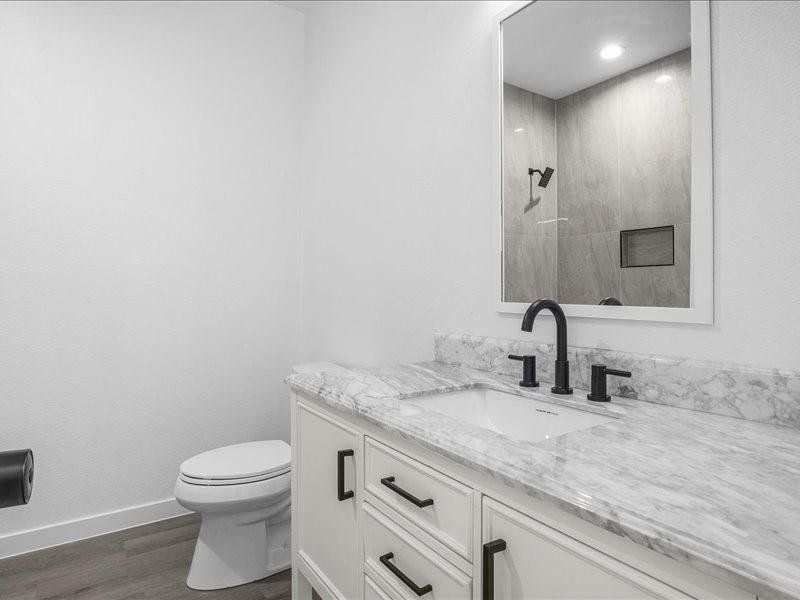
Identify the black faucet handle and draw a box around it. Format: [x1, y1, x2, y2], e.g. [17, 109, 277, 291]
[508, 355, 539, 388]
[587, 364, 631, 402]
[605, 368, 631, 378]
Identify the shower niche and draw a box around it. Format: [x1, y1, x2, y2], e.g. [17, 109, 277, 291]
[620, 226, 675, 269]
[495, 0, 713, 323]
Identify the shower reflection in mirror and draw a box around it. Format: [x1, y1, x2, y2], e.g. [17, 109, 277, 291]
[501, 0, 691, 308]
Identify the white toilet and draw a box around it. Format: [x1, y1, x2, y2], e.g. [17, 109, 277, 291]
[174, 440, 291, 590]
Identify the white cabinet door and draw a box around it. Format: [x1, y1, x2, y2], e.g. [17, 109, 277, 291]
[296, 402, 359, 600]
[482, 498, 692, 600]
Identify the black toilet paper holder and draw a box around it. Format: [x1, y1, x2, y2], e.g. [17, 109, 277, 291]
[0, 449, 34, 509]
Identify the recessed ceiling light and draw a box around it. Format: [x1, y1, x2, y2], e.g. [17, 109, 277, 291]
[600, 44, 625, 60]
[655, 74, 673, 84]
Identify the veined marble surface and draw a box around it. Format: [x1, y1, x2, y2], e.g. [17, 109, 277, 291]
[435, 332, 800, 429]
[287, 361, 800, 600]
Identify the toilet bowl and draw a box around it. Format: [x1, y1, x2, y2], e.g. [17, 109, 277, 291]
[174, 440, 291, 590]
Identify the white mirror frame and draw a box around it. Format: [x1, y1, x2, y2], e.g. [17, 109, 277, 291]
[493, 0, 713, 324]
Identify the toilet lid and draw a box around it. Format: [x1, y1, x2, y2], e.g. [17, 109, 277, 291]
[179, 440, 290, 481]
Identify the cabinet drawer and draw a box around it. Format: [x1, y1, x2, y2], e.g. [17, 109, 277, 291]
[364, 501, 472, 600]
[482, 497, 693, 600]
[365, 437, 473, 560]
[366, 574, 400, 600]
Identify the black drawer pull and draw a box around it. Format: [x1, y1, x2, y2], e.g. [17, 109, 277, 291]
[379, 552, 432, 596]
[482, 539, 507, 600]
[380, 476, 434, 508]
[337, 449, 354, 501]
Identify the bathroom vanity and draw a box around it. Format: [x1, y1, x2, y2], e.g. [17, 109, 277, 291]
[287, 338, 800, 600]
[290, 395, 742, 600]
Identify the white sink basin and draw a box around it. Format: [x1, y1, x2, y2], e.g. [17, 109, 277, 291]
[408, 388, 613, 444]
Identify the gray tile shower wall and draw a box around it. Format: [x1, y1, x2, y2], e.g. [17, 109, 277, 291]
[555, 48, 691, 307]
[619, 49, 691, 231]
[556, 77, 620, 238]
[557, 230, 620, 304]
[434, 332, 800, 429]
[504, 233, 557, 303]
[502, 83, 557, 301]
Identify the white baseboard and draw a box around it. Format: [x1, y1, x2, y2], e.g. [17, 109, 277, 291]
[0, 497, 191, 559]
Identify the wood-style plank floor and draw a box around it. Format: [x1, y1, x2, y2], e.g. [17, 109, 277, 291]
[0, 514, 291, 600]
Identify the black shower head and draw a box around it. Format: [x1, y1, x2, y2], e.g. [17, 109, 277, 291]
[528, 167, 555, 188]
[538, 167, 554, 188]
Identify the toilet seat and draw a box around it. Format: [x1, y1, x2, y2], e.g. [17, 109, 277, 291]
[179, 440, 290, 486]
[179, 467, 290, 486]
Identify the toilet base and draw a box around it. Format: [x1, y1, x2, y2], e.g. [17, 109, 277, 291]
[186, 505, 291, 590]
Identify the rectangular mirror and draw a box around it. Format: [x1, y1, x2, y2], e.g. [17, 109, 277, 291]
[495, 0, 712, 323]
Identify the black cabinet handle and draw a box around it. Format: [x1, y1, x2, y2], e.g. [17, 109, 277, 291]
[482, 539, 507, 600]
[379, 552, 432, 596]
[380, 476, 434, 508]
[337, 449, 354, 501]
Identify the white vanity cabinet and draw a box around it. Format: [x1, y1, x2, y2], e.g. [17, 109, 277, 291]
[481, 498, 691, 600]
[294, 401, 360, 600]
[291, 392, 756, 600]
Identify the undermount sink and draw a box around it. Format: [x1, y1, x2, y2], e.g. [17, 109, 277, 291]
[408, 388, 614, 444]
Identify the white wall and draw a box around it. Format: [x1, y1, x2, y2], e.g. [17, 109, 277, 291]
[0, 1, 304, 552]
[300, 0, 800, 372]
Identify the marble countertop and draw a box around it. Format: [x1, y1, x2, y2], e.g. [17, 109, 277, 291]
[287, 361, 800, 600]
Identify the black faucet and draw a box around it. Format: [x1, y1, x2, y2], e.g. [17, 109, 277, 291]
[587, 364, 631, 402]
[508, 354, 539, 387]
[521, 298, 572, 395]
